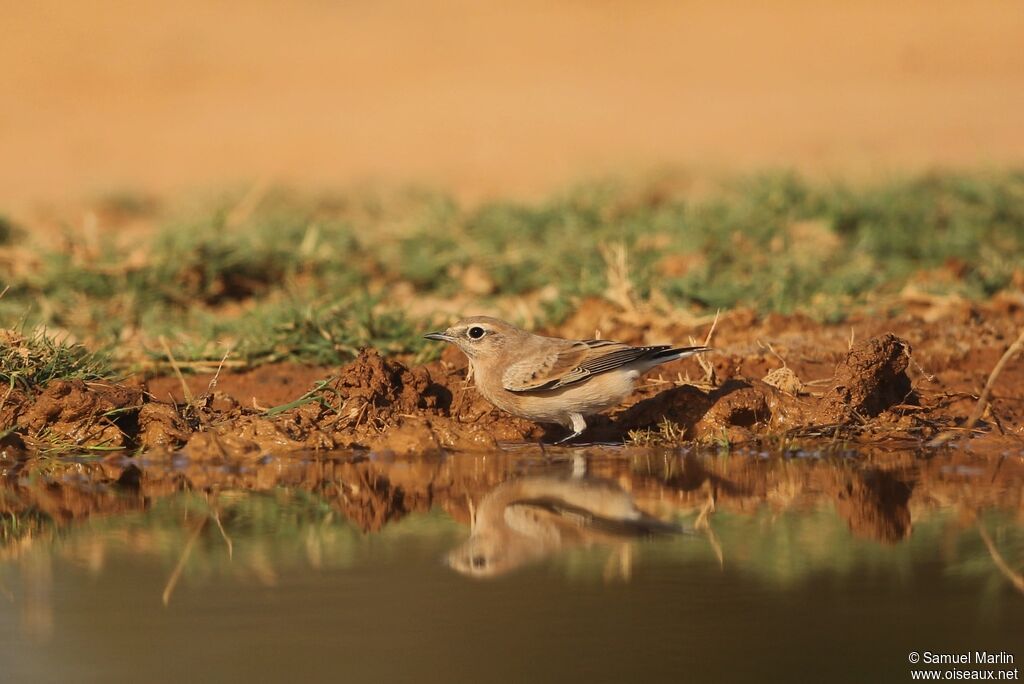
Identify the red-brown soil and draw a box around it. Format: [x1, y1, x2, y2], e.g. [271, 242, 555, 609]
[3, 298, 1023, 459]
[146, 364, 333, 409]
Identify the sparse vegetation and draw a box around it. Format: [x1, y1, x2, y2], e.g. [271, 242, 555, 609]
[627, 417, 686, 446]
[1, 171, 1022, 374]
[0, 329, 113, 391]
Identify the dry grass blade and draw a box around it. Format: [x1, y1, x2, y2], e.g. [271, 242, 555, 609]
[694, 492, 724, 569]
[204, 347, 234, 396]
[977, 524, 1024, 595]
[599, 242, 639, 313]
[694, 491, 715, 530]
[212, 510, 233, 560]
[688, 309, 719, 386]
[162, 516, 208, 606]
[704, 526, 725, 570]
[160, 336, 194, 406]
[602, 544, 633, 583]
[701, 309, 720, 349]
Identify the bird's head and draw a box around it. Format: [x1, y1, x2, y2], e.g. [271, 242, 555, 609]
[446, 533, 514, 578]
[423, 316, 522, 361]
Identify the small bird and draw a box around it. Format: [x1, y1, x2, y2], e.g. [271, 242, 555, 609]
[424, 316, 710, 443]
[447, 474, 682, 578]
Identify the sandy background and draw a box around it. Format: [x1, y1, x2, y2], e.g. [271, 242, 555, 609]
[3, 0, 1023, 209]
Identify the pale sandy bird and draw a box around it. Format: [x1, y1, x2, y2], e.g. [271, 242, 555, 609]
[447, 474, 681, 578]
[424, 316, 710, 443]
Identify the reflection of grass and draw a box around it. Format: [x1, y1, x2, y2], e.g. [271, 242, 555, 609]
[0, 509, 56, 547]
[3, 489, 361, 574]
[2, 172, 1022, 369]
[3, 483, 1022, 598]
[0, 488, 465, 604]
[636, 507, 1024, 592]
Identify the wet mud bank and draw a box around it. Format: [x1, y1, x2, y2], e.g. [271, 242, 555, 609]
[2, 303, 1023, 459]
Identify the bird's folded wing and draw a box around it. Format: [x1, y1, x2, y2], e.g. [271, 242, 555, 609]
[502, 339, 671, 392]
[505, 497, 682, 538]
[502, 503, 570, 544]
[501, 340, 592, 391]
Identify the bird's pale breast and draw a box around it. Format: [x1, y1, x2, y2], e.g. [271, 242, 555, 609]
[478, 368, 640, 427]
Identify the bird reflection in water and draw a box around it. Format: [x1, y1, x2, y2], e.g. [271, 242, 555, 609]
[447, 465, 683, 579]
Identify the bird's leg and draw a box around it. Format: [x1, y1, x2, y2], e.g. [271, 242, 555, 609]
[571, 454, 587, 478]
[554, 413, 587, 445]
[538, 438, 551, 463]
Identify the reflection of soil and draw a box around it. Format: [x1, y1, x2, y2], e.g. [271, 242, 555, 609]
[834, 470, 912, 543]
[2, 448, 1021, 552]
[4, 302, 1022, 457]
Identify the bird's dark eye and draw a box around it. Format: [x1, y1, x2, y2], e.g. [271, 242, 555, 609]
[467, 326, 486, 340]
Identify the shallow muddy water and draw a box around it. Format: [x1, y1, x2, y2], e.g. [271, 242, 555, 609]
[1, 447, 1022, 683]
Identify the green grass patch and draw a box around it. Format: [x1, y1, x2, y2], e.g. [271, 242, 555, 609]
[0, 329, 114, 391]
[1, 171, 1022, 370]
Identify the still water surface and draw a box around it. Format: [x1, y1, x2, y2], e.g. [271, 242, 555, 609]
[1, 448, 1021, 683]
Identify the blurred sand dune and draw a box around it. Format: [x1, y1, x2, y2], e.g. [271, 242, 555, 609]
[3, 0, 1023, 206]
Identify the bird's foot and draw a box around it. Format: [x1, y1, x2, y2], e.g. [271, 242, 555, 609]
[554, 430, 583, 445]
[554, 413, 588, 445]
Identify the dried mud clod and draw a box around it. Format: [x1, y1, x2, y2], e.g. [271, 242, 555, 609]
[327, 349, 536, 452]
[332, 348, 446, 421]
[233, 328, 982, 451]
[1, 304, 1017, 457]
[137, 403, 191, 450]
[15, 379, 142, 451]
[620, 379, 810, 444]
[618, 333, 916, 444]
[136, 348, 533, 460]
[819, 334, 914, 423]
[762, 366, 805, 395]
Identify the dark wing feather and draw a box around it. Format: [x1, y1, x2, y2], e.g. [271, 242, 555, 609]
[507, 497, 683, 537]
[573, 345, 672, 376]
[503, 340, 683, 392]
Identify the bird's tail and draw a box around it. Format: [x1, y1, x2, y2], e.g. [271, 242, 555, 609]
[651, 345, 712, 363]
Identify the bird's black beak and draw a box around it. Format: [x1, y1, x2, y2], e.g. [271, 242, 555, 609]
[423, 331, 454, 342]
